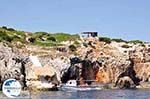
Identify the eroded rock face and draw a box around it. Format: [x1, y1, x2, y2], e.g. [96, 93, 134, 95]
[73, 40, 150, 88]
[81, 60, 99, 85]
[60, 40, 150, 89]
[61, 57, 100, 85]
[61, 57, 82, 83]
[0, 43, 27, 89]
[115, 58, 141, 88]
[0, 39, 150, 89]
[131, 45, 150, 83]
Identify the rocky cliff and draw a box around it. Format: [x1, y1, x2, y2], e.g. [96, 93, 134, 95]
[0, 37, 150, 89]
[60, 38, 150, 89]
[0, 43, 28, 89]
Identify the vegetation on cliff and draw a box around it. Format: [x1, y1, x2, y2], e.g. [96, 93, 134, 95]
[0, 26, 80, 47]
[0, 26, 145, 48]
[99, 36, 144, 44]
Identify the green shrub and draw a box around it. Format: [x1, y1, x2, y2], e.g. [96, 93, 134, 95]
[33, 32, 50, 39]
[99, 37, 111, 43]
[34, 41, 62, 47]
[0, 31, 12, 42]
[52, 33, 80, 42]
[47, 37, 56, 41]
[15, 31, 26, 38]
[0, 28, 80, 46]
[1, 26, 15, 31]
[2, 26, 7, 30]
[7, 28, 15, 31]
[112, 38, 126, 42]
[69, 44, 77, 51]
[34, 32, 49, 36]
[128, 40, 143, 44]
[0, 27, 26, 43]
[74, 40, 80, 45]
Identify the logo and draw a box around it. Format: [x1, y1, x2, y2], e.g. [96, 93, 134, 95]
[2, 79, 21, 98]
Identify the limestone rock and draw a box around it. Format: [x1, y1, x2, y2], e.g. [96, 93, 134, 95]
[0, 43, 27, 88]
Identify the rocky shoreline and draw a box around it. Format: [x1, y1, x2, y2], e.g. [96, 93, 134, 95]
[0, 37, 150, 91]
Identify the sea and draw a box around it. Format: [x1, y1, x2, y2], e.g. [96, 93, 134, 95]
[1, 89, 150, 99]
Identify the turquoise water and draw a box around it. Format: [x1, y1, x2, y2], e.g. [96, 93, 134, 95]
[31, 89, 150, 99]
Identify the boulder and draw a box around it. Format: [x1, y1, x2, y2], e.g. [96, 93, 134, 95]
[116, 76, 135, 89]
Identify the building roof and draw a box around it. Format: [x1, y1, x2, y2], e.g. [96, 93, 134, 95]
[81, 32, 98, 34]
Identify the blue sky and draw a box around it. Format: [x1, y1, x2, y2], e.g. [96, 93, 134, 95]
[0, 0, 150, 41]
